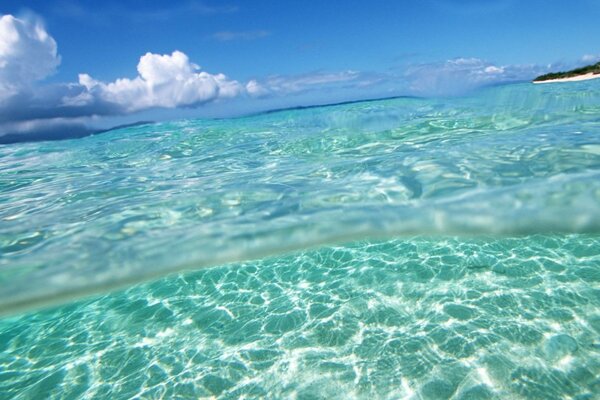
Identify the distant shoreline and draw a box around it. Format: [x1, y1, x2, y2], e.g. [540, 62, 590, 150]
[533, 72, 600, 84]
[533, 61, 600, 84]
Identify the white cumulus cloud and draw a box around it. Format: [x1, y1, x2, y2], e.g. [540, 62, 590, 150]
[245, 79, 269, 97]
[0, 14, 250, 142]
[78, 50, 244, 112]
[0, 14, 60, 100]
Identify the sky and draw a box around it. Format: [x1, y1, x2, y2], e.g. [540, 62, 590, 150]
[1, 0, 600, 141]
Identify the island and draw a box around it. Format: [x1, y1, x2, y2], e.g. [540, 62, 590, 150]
[533, 61, 600, 84]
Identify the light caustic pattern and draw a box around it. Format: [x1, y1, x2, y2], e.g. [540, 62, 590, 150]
[0, 235, 599, 399]
[1, 81, 600, 312]
[1, 80, 600, 398]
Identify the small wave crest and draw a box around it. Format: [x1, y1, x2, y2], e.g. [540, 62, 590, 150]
[1, 81, 600, 313]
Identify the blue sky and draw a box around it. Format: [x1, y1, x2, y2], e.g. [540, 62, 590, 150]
[1, 0, 600, 140]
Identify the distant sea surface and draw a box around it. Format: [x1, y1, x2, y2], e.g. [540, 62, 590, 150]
[1, 81, 599, 399]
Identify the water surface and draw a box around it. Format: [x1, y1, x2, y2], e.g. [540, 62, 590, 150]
[1, 81, 600, 398]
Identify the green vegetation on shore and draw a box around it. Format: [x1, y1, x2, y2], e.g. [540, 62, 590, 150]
[533, 61, 600, 82]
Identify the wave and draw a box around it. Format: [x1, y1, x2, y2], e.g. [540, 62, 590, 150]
[1, 81, 600, 314]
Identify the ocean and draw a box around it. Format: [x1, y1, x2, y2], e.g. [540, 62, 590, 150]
[1, 81, 599, 399]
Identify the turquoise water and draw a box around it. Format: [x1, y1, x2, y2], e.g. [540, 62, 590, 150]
[1, 81, 600, 398]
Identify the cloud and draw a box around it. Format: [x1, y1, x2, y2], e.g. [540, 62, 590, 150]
[0, 83, 120, 124]
[0, 14, 248, 141]
[247, 70, 365, 97]
[52, 1, 238, 24]
[0, 118, 95, 144]
[247, 58, 550, 100]
[212, 30, 271, 42]
[78, 51, 243, 112]
[404, 57, 545, 96]
[247, 59, 542, 99]
[246, 80, 269, 97]
[0, 14, 60, 100]
[582, 54, 600, 63]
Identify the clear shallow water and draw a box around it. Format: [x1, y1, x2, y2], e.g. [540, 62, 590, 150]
[2, 81, 600, 313]
[1, 81, 600, 398]
[1, 236, 600, 399]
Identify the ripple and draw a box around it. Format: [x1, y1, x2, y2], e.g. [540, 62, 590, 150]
[2, 83, 600, 312]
